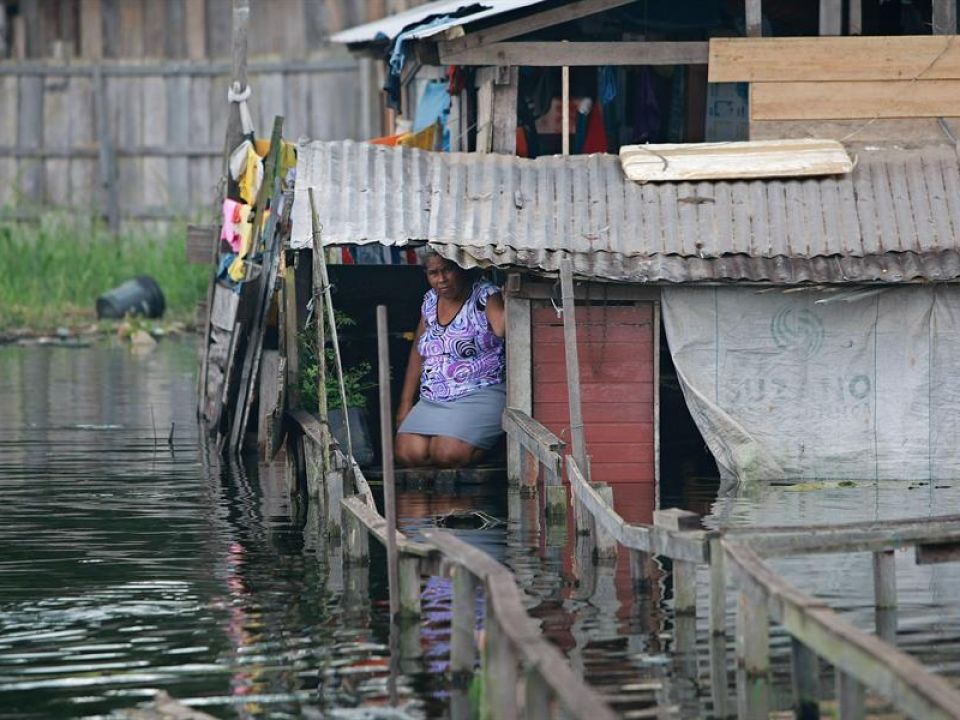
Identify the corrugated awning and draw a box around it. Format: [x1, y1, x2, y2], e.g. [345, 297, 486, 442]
[330, 0, 548, 45]
[290, 140, 960, 284]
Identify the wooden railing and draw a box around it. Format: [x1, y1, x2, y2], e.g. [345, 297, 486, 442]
[291, 400, 960, 720]
[285, 409, 618, 719]
[553, 440, 960, 720]
[721, 518, 960, 720]
[502, 407, 566, 517]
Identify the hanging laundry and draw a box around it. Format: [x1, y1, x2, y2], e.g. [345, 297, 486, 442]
[573, 98, 592, 154]
[220, 199, 252, 254]
[582, 102, 608, 154]
[230, 138, 297, 204]
[414, 79, 451, 151]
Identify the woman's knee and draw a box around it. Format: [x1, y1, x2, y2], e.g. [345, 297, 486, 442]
[430, 438, 475, 468]
[395, 434, 430, 466]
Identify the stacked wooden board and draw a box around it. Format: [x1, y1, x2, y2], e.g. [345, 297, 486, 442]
[709, 35, 960, 136]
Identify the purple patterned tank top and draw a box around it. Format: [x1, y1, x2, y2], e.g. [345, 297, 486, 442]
[418, 280, 505, 402]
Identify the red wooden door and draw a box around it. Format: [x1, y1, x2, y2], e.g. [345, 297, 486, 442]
[532, 301, 657, 523]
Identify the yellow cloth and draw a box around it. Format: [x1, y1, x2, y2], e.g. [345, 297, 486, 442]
[397, 123, 438, 150]
[237, 139, 297, 204]
[370, 123, 439, 151]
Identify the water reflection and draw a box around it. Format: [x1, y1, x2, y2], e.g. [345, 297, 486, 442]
[5, 340, 959, 718]
[0, 342, 426, 719]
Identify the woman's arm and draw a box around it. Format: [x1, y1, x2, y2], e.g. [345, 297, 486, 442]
[396, 316, 426, 427]
[485, 291, 506, 337]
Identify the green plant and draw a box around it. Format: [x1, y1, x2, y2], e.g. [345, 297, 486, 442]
[299, 311, 374, 411]
[0, 212, 208, 331]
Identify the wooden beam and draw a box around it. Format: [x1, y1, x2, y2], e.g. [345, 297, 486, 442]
[441, 0, 636, 56]
[745, 0, 762, 37]
[492, 65, 518, 154]
[752, 80, 960, 120]
[559, 259, 587, 474]
[849, 0, 862, 35]
[933, 0, 958, 34]
[440, 40, 708, 66]
[819, 0, 842, 36]
[709, 36, 960, 83]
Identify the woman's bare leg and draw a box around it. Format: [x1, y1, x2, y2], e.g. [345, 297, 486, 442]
[395, 433, 431, 466]
[429, 436, 483, 469]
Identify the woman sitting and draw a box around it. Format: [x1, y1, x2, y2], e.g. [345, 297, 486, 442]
[395, 253, 506, 468]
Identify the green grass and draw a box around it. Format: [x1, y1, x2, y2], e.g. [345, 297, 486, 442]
[0, 214, 209, 332]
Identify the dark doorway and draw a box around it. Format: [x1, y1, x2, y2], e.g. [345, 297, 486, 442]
[658, 325, 720, 514]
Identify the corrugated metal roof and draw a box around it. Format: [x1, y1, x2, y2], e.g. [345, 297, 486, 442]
[330, 0, 547, 45]
[289, 140, 960, 284]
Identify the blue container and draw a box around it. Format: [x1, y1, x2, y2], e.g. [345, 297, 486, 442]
[96, 276, 166, 320]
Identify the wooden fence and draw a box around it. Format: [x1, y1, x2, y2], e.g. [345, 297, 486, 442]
[0, 55, 363, 221]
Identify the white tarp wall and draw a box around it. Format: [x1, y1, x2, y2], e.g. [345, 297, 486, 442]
[662, 285, 960, 483]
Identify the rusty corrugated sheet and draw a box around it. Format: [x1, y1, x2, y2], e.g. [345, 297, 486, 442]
[289, 140, 960, 284]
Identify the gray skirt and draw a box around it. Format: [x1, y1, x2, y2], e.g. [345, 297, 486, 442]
[398, 383, 506, 449]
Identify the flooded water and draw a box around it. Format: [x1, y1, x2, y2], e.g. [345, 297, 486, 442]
[0, 340, 431, 719]
[3, 339, 960, 719]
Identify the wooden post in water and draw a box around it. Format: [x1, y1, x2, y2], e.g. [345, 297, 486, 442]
[735, 581, 770, 720]
[791, 639, 820, 720]
[524, 666, 550, 720]
[708, 535, 731, 718]
[378, 305, 401, 623]
[559, 258, 587, 475]
[451, 566, 477, 676]
[591, 483, 618, 562]
[654, 509, 699, 616]
[310, 188, 354, 462]
[836, 669, 865, 719]
[873, 550, 897, 644]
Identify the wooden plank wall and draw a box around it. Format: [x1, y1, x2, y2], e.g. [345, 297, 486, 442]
[0, 59, 361, 217]
[5, 0, 433, 60]
[531, 300, 656, 524]
[709, 35, 960, 143]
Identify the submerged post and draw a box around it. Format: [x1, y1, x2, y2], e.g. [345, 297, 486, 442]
[377, 305, 400, 622]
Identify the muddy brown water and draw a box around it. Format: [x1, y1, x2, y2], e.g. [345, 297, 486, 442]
[2, 339, 960, 718]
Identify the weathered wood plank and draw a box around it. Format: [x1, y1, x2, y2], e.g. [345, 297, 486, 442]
[745, 0, 762, 36]
[166, 74, 190, 207]
[164, 0, 187, 58]
[441, 0, 635, 56]
[0, 74, 17, 206]
[185, 0, 206, 59]
[450, 565, 477, 674]
[709, 36, 960, 83]
[187, 72, 214, 199]
[67, 73, 96, 207]
[620, 139, 853, 183]
[440, 40, 708, 66]
[79, 0, 102, 58]
[340, 494, 433, 557]
[728, 515, 960, 556]
[725, 540, 960, 720]
[428, 530, 618, 720]
[118, 0, 145, 58]
[142, 0, 165, 57]
[791, 638, 820, 720]
[750, 80, 960, 120]
[933, 0, 957, 34]
[43, 69, 71, 205]
[819, 0, 842, 36]
[17, 74, 44, 203]
[205, 0, 232, 59]
[141, 74, 167, 209]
